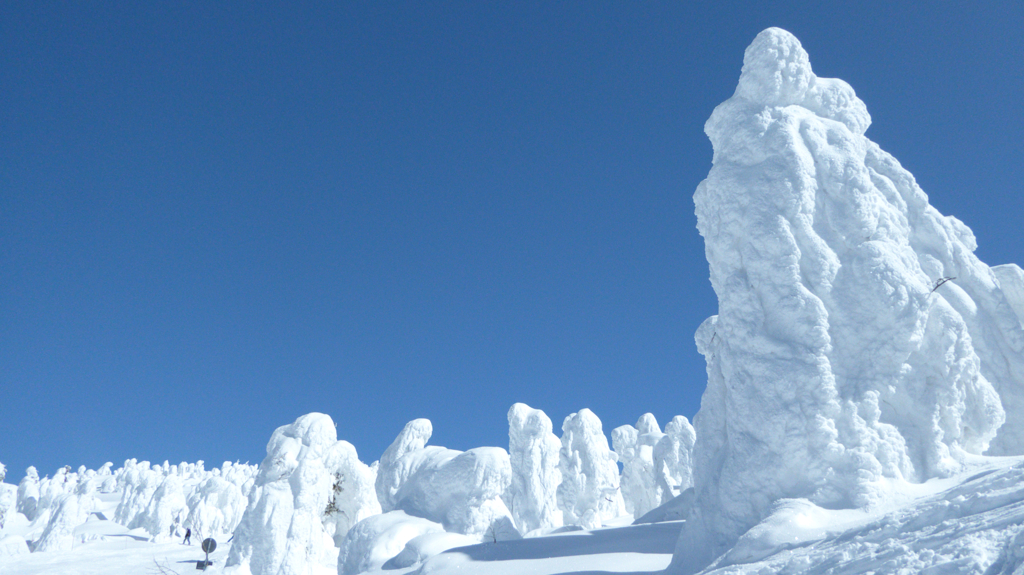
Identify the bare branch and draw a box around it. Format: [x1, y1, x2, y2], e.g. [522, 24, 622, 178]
[150, 558, 182, 575]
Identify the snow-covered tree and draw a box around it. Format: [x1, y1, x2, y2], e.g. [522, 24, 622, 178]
[507, 403, 563, 533]
[613, 414, 664, 519]
[557, 409, 625, 529]
[653, 415, 696, 504]
[672, 27, 1020, 573]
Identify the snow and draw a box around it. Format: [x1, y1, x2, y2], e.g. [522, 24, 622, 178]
[993, 264, 1024, 327]
[134, 473, 188, 541]
[557, 409, 627, 529]
[35, 480, 98, 552]
[115, 460, 162, 529]
[374, 418, 515, 539]
[185, 474, 248, 540]
[653, 415, 696, 504]
[699, 457, 1024, 574]
[0, 474, 14, 530]
[635, 488, 694, 525]
[4, 24, 1024, 575]
[380, 531, 478, 569]
[322, 440, 381, 547]
[5, 443, 1024, 575]
[376, 419, 434, 514]
[405, 520, 684, 575]
[613, 414, 665, 518]
[338, 510, 444, 575]
[673, 26, 1024, 575]
[16, 467, 39, 521]
[0, 534, 30, 558]
[227, 412, 372, 575]
[507, 403, 563, 534]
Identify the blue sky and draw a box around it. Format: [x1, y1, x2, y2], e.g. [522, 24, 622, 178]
[2, 2, 1022, 480]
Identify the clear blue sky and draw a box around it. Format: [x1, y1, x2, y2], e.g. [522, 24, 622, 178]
[2, 2, 1022, 481]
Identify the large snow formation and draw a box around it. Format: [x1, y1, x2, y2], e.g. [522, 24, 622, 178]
[653, 415, 696, 505]
[0, 466, 14, 532]
[613, 414, 665, 519]
[34, 479, 97, 552]
[227, 413, 379, 575]
[374, 418, 514, 539]
[184, 463, 252, 539]
[557, 409, 626, 529]
[507, 403, 563, 534]
[672, 27, 1024, 573]
[15, 468, 39, 522]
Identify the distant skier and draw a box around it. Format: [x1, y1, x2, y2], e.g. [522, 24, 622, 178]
[183, 527, 192, 545]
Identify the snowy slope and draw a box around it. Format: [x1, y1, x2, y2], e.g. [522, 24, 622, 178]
[5, 456, 1024, 574]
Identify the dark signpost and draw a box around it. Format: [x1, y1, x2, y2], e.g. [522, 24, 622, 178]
[196, 538, 216, 570]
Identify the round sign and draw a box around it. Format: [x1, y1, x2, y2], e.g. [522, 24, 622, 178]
[202, 538, 217, 553]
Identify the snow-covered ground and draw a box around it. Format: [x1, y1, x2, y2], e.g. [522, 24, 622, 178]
[4, 456, 1024, 574]
[4, 26, 1024, 575]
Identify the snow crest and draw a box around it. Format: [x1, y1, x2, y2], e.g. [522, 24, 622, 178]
[673, 27, 1024, 573]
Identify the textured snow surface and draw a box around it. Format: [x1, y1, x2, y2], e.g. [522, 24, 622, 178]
[227, 412, 379, 575]
[338, 510, 445, 575]
[614, 413, 667, 519]
[507, 403, 563, 534]
[673, 26, 1024, 574]
[557, 409, 627, 529]
[701, 458, 1024, 575]
[653, 416, 696, 505]
[4, 25, 1024, 575]
[7, 455, 1024, 575]
[375, 418, 514, 539]
[185, 472, 247, 540]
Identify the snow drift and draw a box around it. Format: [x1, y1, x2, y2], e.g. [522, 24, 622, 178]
[672, 27, 1024, 573]
[374, 418, 514, 539]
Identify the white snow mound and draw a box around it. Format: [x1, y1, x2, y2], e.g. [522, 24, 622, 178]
[375, 418, 515, 539]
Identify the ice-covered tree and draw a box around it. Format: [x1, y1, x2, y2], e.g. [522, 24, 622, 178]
[35, 478, 98, 552]
[613, 414, 665, 519]
[653, 415, 696, 504]
[557, 409, 625, 529]
[507, 403, 563, 533]
[672, 27, 1020, 573]
[16, 467, 40, 520]
[227, 413, 381, 575]
[375, 418, 433, 513]
[321, 439, 381, 546]
[115, 461, 160, 527]
[133, 473, 187, 540]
